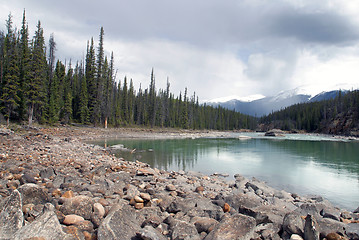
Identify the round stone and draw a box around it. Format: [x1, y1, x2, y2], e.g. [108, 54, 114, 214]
[63, 214, 85, 225]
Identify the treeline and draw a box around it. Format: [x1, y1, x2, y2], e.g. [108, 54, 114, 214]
[260, 90, 359, 135]
[0, 11, 257, 130]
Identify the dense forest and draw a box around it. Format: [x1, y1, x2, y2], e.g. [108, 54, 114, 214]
[259, 90, 359, 136]
[0, 11, 257, 130]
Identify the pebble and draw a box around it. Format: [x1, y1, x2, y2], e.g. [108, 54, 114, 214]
[62, 190, 74, 198]
[140, 192, 151, 201]
[135, 202, 144, 209]
[93, 203, 105, 218]
[134, 195, 144, 203]
[63, 214, 85, 225]
[166, 184, 176, 191]
[223, 203, 230, 213]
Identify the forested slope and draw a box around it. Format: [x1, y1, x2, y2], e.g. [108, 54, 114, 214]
[260, 90, 359, 136]
[0, 11, 256, 130]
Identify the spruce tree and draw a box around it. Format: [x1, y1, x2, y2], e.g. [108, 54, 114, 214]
[85, 38, 96, 123]
[148, 69, 157, 127]
[122, 76, 128, 124]
[48, 60, 65, 123]
[62, 64, 73, 124]
[79, 64, 89, 124]
[93, 27, 105, 125]
[18, 10, 31, 121]
[1, 14, 20, 125]
[27, 21, 47, 125]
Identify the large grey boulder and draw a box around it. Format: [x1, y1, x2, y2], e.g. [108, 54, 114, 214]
[13, 203, 74, 240]
[0, 190, 23, 239]
[137, 225, 167, 240]
[346, 223, 359, 240]
[18, 183, 49, 205]
[304, 214, 320, 240]
[282, 212, 305, 237]
[204, 214, 256, 240]
[170, 220, 201, 240]
[98, 204, 141, 240]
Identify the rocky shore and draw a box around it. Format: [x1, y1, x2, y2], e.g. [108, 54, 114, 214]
[0, 125, 358, 240]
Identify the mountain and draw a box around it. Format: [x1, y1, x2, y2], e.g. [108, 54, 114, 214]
[208, 89, 345, 117]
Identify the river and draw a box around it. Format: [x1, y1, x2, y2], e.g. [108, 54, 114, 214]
[92, 133, 359, 211]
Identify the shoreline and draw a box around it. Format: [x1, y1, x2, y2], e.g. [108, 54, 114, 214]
[0, 125, 358, 239]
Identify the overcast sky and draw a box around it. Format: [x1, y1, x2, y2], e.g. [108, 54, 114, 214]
[2, 0, 359, 101]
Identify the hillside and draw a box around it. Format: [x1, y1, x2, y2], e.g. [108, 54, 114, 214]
[259, 90, 359, 136]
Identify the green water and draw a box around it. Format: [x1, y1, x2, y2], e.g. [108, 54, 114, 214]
[93, 133, 359, 211]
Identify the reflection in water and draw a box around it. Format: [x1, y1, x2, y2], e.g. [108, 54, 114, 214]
[92, 136, 359, 210]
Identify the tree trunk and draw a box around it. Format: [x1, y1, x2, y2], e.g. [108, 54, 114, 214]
[28, 104, 34, 126]
[105, 117, 108, 129]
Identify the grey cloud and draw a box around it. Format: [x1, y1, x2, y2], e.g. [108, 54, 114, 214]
[271, 11, 359, 45]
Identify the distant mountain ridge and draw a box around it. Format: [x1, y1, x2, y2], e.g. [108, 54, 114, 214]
[208, 89, 346, 117]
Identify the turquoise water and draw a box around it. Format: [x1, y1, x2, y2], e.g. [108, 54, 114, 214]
[92, 133, 359, 211]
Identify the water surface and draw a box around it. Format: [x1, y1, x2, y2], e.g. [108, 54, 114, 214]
[92, 133, 359, 211]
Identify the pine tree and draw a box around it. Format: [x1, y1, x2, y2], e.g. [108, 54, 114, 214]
[148, 69, 157, 127]
[1, 14, 20, 125]
[93, 27, 105, 125]
[79, 63, 89, 124]
[128, 79, 135, 124]
[122, 76, 128, 123]
[48, 60, 65, 123]
[102, 56, 111, 128]
[27, 21, 47, 125]
[85, 38, 96, 123]
[62, 64, 73, 124]
[18, 10, 31, 121]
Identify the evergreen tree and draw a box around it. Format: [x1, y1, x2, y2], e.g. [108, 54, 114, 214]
[1, 14, 20, 125]
[18, 10, 31, 121]
[85, 38, 96, 123]
[122, 76, 128, 123]
[27, 21, 47, 125]
[148, 69, 157, 127]
[62, 64, 73, 124]
[48, 60, 65, 123]
[93, 27, 104, 125]
[79, 63, 89, 124]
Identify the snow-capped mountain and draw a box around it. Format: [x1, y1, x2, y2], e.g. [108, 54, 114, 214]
[207, 87, 350, 117]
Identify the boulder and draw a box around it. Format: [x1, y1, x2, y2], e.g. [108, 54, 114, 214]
[98, 204, 140, 240]
[265, 129, 285, 137]
[304, 214, 320, 240]
[18, 183, 49, 205]
[255, 223, 281, 240]
[60, 195, 94, 220]
[0, 190, 24, 239]
[170, 220, 201, 240]
[204, 214, 256, 240]
[317, 217, 346, 237]
[39, 166, 55, 179]
[137, 225, 167, 240]
[346, 223, 359, 240]
[224, 192, 262, 212]
[282, 212, 305, 237]
[193, 217, 219, 233]
[13, 203, 74, 240]
[19, 172, 38, 184]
